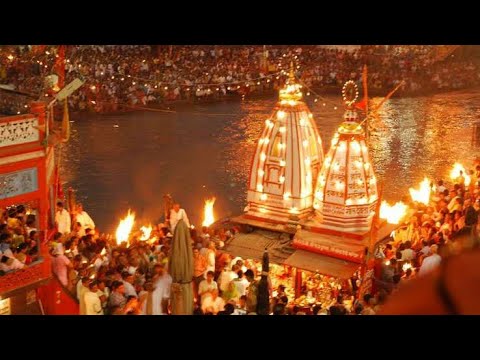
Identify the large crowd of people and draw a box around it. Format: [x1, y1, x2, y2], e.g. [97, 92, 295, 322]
[2, 160, 479, 314]
[1, 45, 479, 115]
[0, 206, 40, 274]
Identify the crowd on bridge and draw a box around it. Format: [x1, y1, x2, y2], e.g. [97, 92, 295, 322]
[1, 45, 479, 115]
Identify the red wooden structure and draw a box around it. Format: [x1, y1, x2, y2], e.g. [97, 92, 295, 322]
[0, 101, 77, 314]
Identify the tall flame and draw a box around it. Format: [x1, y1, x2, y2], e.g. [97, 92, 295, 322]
[409, 177, 431, 205]
[202, 197, 216, 227]
[379, 201, 409, 224]
[115, 210, 135, 245]
[450, 163, 471, 186]
[140, 225, 153, 241]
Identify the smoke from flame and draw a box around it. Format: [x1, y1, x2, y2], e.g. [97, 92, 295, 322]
[202, 197, 216, 227]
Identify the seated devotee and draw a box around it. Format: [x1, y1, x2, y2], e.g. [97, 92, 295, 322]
[201, 289, 225, 314]
[418, 244, 442, 277]
[0, 254, 25, 272]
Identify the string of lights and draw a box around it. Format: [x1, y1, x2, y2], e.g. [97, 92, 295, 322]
[2, 47, 352, 115]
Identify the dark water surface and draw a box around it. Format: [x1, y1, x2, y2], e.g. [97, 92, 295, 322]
[60, 90, 480, 233]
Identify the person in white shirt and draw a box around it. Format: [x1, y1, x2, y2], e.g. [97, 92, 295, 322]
[77, 277, 91, 315]
[96, 280, 109, 311]
[84, 281, 104, 315]
[169, 203, 190, 233]
[232, 270, 248, 296]
[420, 240, 431, 257]
[205, 242, 216, 277]
[198, 271, 218, 304]
[122, 272, 138, 298]
[55, 202, 71, 235]
[447, 191, 460, 213]
[201, 289, 225, 314]
[151, 266, 172, 315]
[217, 265, 238, 293]
[0, 255, 25, 272]
[400, 241, 416, 262]
[418, 245, 442, 277]
[75, 204, 95, 230]
[436, 180, 447, 195]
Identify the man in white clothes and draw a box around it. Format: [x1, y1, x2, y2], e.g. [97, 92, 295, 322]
[75, 204, 95, 230]
[201, 289, 225, 314]
[169, 203, 190, 234]
[418, 245, 442, 277]
[198, 271, 218, 304]
[77, 277, 91, 315]
[217, 265, 237, 293]
[0, 255, 25, 272]
[205, 241, 216, 277]
[55, 201, 71, 235]
[84, 281, 104, 315]
[122, 272, 138, 298]
[151, 265, 172, 315]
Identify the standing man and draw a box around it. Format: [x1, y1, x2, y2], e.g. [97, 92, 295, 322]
[193, 248, 207, 299]
[51, 245, 73, 287]
[151, 264, 172, 315]
[55, 202, 71, 235]
[464, 198, 479, 246]
[244, 269, 259, 314]
[169, 203, 190, 234]
[84, 281, 104, 315]
[418, 245, 442, 277]
[75, 204, 95, 231]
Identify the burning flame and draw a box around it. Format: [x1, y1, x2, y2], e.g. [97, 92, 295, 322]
[379, 201, 409, 224]
[115, 210, 135, 245]
[140, 225, 153, 241]
[100, 248, 106, 256]
[402, 262, 413, 272]
[450, 163, 471, 186]
[409, 177, 431, 205]
[202, 197, 216, 227]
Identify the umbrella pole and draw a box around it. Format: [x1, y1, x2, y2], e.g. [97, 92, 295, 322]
[171, 283, 184, 315]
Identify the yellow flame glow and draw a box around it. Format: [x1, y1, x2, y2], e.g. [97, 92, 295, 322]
[450, 163, 471, 186]
[202, 197, 216, 227]
[140, 225, 153, 241]
[409, 177, 431, 205]
[115, 210, 135, 245]
[380, 201, 409, 224]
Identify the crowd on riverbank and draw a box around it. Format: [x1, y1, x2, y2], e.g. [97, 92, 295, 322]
[1, 45, 479, 115]
[0, 166, 478, 314]
[3, 158, 478, 315]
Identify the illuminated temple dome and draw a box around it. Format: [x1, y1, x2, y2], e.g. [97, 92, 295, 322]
[245, 67, 324, 223]
[312, 107, 378, 235]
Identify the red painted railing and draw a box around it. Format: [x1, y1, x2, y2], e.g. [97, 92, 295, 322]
[37, 277, 79, 315]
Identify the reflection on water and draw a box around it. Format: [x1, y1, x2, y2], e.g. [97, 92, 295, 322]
[60, 89, 480, 232]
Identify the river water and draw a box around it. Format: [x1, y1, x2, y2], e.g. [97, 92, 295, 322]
[59, 89, 480, 233]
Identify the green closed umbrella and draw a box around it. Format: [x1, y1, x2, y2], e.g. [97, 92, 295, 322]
[169, 219, 194, 315]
